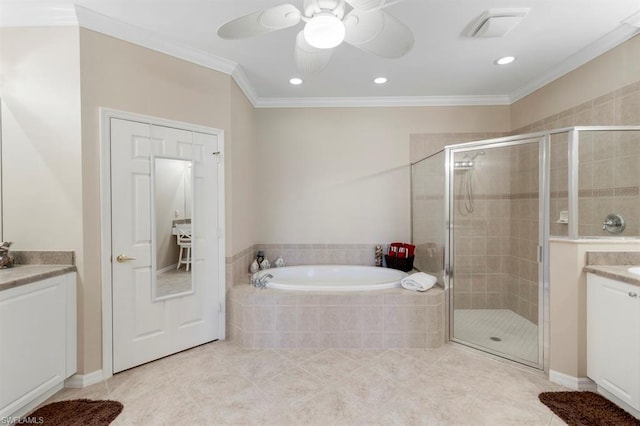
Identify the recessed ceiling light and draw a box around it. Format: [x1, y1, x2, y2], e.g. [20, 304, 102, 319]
[289, 77, 303, 85]
[495, 56, 516, 65]
[374, 77, 388, 84]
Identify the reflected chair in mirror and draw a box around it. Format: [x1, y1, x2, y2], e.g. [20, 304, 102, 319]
[176, 228, 192, 271]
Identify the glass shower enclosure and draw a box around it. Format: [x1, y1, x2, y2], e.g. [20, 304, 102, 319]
[412, 126, 640, 370]
[446, 137, 546, 368]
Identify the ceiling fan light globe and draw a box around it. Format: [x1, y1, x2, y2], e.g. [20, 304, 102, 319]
[304, 13, 346, 49]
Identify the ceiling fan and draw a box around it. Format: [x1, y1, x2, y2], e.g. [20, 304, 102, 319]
[217, 0, 414, 74]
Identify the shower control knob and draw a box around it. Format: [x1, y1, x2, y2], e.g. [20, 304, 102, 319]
[602, 213, 625, 234]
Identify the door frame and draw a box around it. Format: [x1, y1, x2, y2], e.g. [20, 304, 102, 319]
[444, 134, 549, 370]
[99, 108, 225, 378]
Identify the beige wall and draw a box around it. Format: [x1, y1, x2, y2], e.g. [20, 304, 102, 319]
[512, 34, 640, 130]
[77, 29, 238, 374]
[229, 81, 257, 255]
[255, 107, 510, 245]
[0, 27, 82, 251]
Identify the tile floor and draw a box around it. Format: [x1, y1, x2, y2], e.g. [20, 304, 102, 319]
[46, 341, 568, 425]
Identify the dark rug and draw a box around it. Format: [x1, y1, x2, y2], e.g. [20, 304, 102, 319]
[26, 399, 123, 425]
[539, 391, 640, 425]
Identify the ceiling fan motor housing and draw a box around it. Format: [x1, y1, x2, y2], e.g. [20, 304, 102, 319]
[304, 0, 346, 19]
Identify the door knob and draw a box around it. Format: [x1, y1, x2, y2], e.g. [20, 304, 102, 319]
[116, 254, 137, 263]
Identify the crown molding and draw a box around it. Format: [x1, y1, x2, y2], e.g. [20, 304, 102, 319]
[0, 2, 77, 27]
[231, 67, 259, 107]
[508, 23, 640, 103]
[253, 94, 512, 108]
[74, 5, 238, 76]
[3, 2, 639, 109]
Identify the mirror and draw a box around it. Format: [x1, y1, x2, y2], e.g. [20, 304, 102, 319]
[152, 156, 193, 300]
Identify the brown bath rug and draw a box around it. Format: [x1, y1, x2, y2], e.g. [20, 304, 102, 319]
[539, 391, 640, 425]
[26, 399, 123, 425]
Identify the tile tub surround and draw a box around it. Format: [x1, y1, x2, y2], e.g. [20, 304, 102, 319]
[228, 284, 445, 349]
[255, 243, 389, 269]
[226, 243, 398, 292]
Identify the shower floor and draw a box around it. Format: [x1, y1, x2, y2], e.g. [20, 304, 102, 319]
[452, 309, 538, 363]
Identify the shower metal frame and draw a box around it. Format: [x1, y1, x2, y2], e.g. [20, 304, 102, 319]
[445, 134, 549, 370]
[411, 126, 640, 371]
[440, 126, 640, 371]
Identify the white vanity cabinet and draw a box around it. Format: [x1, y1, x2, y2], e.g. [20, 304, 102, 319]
[0, 272, 77, 419]
[587, 273, 640, 411]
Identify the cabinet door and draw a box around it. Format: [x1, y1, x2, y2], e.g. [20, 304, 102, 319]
[587, 274, 640, 408]
[0, 275, 69, 417]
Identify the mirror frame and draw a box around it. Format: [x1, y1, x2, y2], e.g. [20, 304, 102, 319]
[150, 155, 195, 302]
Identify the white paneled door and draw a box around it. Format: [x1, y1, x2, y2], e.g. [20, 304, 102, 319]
[110, 118, 221, 373]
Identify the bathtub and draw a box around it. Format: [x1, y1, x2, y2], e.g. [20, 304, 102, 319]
[255, 265, 407, 291]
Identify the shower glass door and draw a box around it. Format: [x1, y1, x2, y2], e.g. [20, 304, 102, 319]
[448, 138, 545, 367]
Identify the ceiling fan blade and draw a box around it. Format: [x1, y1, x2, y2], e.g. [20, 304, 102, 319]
[344, 0, 403, 12]
[217, 4, 301, 39]
[294, 31, 334, 74]
[344, 9, 413, 58]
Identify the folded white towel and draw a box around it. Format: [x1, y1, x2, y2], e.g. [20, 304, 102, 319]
[400, 272, 437, 292]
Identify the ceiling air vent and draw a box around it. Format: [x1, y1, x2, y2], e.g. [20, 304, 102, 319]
[466, 8, 530, 38]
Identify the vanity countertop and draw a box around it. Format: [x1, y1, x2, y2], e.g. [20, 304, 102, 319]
[584, 265, 640, 287]
[584, 264, 640, 287]
[583, 251, 640, 287]
[0, 264, 77, 292]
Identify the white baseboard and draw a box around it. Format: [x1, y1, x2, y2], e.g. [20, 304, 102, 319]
[4, 383, 63, 421]
[549, 370, 597, 390]
[64, 370, 104, 388]
[598, 386, 640, 419]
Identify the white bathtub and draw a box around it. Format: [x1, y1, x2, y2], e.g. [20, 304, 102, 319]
[256, 265, 407, 291]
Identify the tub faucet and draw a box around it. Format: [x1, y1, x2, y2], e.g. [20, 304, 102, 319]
[253, 273, 273, 289]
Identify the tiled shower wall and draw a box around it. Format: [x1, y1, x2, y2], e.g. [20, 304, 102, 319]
[506, 144, 540, 323]
[411, 132, 538, 324]
[516, 80, 640, 238]
[449, 145, 539, 323]
[410, 132, 506, 290]
[410, 79, 640, 325]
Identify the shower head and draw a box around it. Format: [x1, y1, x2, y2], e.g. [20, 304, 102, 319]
[454, 161, 474, 170]
[454, 151, 484, 170]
